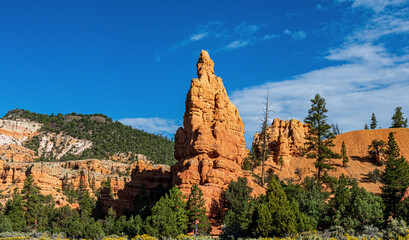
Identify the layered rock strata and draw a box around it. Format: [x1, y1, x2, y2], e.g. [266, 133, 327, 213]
[172, 50, 263, 221]
[252, 118, 309, 166]
[0, 159, 131, 207]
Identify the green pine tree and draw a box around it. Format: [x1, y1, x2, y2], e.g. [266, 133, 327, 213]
[5, 189, 26, 231]
[145, 186, 189, 238]
[254, 177, 315, 237]
[0, 214, 13, 233]
[368, 139, 386, 165]
[186, 184, 211, 234]
[364, 124, 369, 130]
[381, 132, 409, 218]
[223, 177, 255, 238]
[341, 141, 349, 167]
[103, 207, 117, 235]
[21, 173, 44, 229]
[329, 174, 384, 231]
[124, 215, 143, 237]
[304, 94, 340, 180]
[278, 156, 284, 171]
[371, 113, 377, 129]
[391, 107, 408, 128]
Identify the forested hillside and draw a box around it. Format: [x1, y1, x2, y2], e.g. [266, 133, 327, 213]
[3, 109, 176, 165]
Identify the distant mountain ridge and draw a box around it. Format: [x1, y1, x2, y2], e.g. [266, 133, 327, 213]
[1, 109, 176, 165]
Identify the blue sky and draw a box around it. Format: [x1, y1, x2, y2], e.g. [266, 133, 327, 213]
[1, 0, 409, 147]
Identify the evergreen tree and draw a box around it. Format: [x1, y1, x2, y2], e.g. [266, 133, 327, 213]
[21, 173, 43, 229]
[371, 113, 377, 129]
[83, 220, 105, 239]
[186, 184, 211, 234]
[242, 149, 261, 171]
[0, 214, 12, 233]
[254, 177, 315, 237]
[223, 177, 255, 238]
[113, 215, 127, 236]
[103, 207, 117, 235]
[51, 205, 79, 234]
[304, 94, 340, 180]
[329, 174, 384, 231]
[368, 139, 386, 165]
[331, 123, 342, 135]
[284, 177, 330, 228]
[5, 189, 26, 231]
[341, 141, 349, 167]
[391, 107, 408, 128]
[396, 198, 409, 223]
[66, 218, 84, 239]
[381, 132, 409, 218]
[145, 186, 189, 237]
[278, 156, 284, 171]
[124, 215, 143, 237]
[364, 124, 369, 130]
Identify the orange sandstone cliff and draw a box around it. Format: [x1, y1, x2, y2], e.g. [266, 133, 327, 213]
[252, 118, 308, 166]
[172, 50, 264, 223]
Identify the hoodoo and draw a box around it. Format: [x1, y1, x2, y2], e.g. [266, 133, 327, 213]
[172, 50, 262, 223]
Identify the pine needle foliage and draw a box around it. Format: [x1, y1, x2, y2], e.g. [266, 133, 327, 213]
[145, 186, 189, 238]
[381, 132, 409, 218]
[371, 113, 378, 129]
[304, 94, 340, 180]
[186, 184, 211, 234]
[341, 141, 349, 167]
[391, 107, 408, 128]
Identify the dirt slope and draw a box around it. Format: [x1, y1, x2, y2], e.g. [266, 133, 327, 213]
[265, 128, 409, 194]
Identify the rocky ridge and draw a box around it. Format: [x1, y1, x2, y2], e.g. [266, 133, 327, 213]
[252, 118, 308, 167]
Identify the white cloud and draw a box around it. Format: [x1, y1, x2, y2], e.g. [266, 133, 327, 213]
[168, 21, 225, 52]
[283, 29, 292, 35]
[170, 31, 210, 51]
[326, 43, 397, 66]
[342, 0, 408, 12]
[119, 117, 180, 137]
[190, 32, 208, 41]
[231, 52, 409, 146]
[235, 23, 260, 36]
[282, 29, 307, 40]
[262, 33, 280, 41]
[230, 2, 409, 147]
[225, 39, 252, 50]
[292, 31, 307, 40]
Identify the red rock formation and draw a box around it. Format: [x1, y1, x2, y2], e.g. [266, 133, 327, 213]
[172, 50, 264, 227]
[0, 159, 132, 207]
[107, 160, 172, 215]
[174, 50, 247, 164]
[252, 118, 309, 166]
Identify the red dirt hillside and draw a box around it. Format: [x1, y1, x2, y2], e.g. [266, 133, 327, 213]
[257, 126, 409, 195]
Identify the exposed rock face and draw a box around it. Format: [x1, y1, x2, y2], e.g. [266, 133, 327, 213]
[252, 118, 309, 166]
[173, 50, 263, 224]
[0, 159, 131, 207]
[37, 132, 92, 160]
[107, 160, 172, 215]
[0, 119, 92, 162]
[174, 50, 247, 164]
